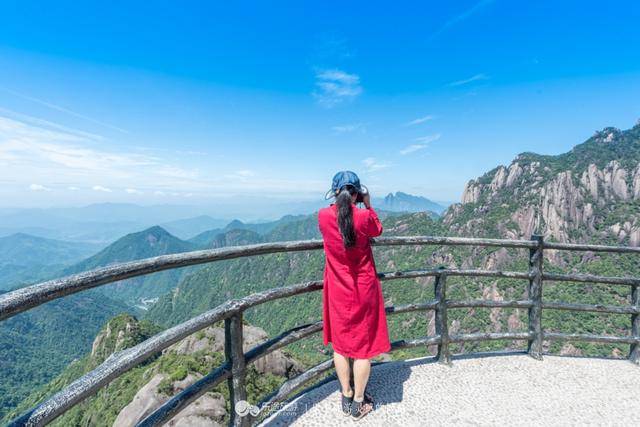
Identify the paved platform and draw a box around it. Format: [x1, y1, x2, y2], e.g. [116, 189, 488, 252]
[260, 353, 640, 426]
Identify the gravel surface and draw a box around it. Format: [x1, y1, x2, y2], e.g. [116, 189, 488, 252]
[259, 354, 640, 426]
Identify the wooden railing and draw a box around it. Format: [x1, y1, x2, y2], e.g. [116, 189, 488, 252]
[2, 235, 639, 427]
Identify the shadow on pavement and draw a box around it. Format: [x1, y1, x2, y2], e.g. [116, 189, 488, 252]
[260, 357, 427, 426]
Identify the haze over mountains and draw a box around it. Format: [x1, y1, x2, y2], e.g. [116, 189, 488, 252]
[0, 193, 446, 244]
[2, 122, 640, 424]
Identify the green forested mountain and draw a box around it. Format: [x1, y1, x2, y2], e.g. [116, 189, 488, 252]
[0, 292, 128, 420]
[0, 227, 197, 419]
[221, 215, 308, 236]
[0, 234, 102, 291]
[0, 264, 61, 292]
[160, 215, 228, 240]
[208, 228, 264, 248]
[187, 227, 223, 247]
[188, 215, 312, 248]
[0, 233, 101, 267]
[68, 226, 196, 270]
[64, 226, 199, 307]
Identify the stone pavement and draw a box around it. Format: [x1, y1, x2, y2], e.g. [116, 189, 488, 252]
[259, 353, 640, 426]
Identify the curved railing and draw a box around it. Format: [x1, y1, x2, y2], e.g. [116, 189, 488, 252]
[2, 235, 639, 426]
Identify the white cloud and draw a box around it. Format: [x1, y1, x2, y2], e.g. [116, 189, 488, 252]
[362, 157, 391, 172]
[447, 73, 489, 87]
[0, 107, 104, 142]
[332, 123, 366, 134]
[29, 183, 51, 191]
[400, 134, 441, 155]
[0, 114, 330, 202]
[125, 188, 142, 194]
[0, 87, 128, 133]
[406, 115, 434, 126]
[414, 133, 442, 144]
[0, 115, 200, 192]
[224, 169, 256, 181]
[400, 144, 428, 155]
[430, 0, 495, 40]
[92, 185, 112, 193]
[314, 69, 362, 108]
[235, 170, 255, 178]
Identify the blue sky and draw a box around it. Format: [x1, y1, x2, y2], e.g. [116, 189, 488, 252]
[1, 0, 639, 209]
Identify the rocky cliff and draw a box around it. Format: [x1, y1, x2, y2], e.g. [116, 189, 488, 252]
[447, 124, 640, 246]
[113, 322, 301, 427]
[4, 315, 301, 427]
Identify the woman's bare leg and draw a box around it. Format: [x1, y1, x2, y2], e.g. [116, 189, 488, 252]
[352, 358, 371, 401]
[333, 352, 353, 396]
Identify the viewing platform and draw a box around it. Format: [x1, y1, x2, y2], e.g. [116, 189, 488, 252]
[262, 354, 640, 426]
[1, 235, 638, 426]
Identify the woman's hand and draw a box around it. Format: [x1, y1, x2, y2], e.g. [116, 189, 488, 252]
[362, 193, 371, 208]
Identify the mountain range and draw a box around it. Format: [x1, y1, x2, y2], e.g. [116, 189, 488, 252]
[64, 226, 199, 308]
[2, 122, 640, 424]
[380, 192, 447, 214]
[0, 234, 102, 291]
[0, 193, 445, 245]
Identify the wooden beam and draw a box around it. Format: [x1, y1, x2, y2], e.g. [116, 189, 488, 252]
[528, 235, 544, 360]
[434, 270, 451, 364]
[543, 272, 640, 287]
[225, 314, 248, 427]
[391, 336, 442, 349]
[543, 301, 639, 315]
[380, 268, 532, 281]
[543, 241, 640, 254]
[372, 235, 537, 249]
[447, 299, 533, 309]
[630, 284, 639, 364]
[544, 332, 640, 345]
[449, 332, 533, 343]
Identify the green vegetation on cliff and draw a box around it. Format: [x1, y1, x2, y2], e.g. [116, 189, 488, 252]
[3, 314, 293, 426]
[0, 294, 129, 420]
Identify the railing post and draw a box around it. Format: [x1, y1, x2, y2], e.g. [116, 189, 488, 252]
[434, 268, 451, 364]
[225, 313, 250, 427]
[528, 234, 544, 360]
[630, 284, 639, 364]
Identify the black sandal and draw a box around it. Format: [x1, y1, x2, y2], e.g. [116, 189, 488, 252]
[349, 378, 374, 406]
[363, 389, 374, 405]
[341, 393, 353, 416]
[350, 396, 374, 420]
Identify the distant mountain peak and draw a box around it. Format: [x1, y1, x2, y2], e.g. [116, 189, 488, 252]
[140, 225, 172, 237]
[379, 192, 446, 214]
[225, 219, 245, 230]
[68, 225, 195, 272]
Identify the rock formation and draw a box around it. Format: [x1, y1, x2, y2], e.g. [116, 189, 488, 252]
[110, 323, 301, 426]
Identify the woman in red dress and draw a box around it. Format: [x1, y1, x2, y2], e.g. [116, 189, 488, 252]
[318, 171, 391, 419]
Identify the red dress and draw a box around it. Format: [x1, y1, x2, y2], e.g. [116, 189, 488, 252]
[318, 204, 391, 359]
